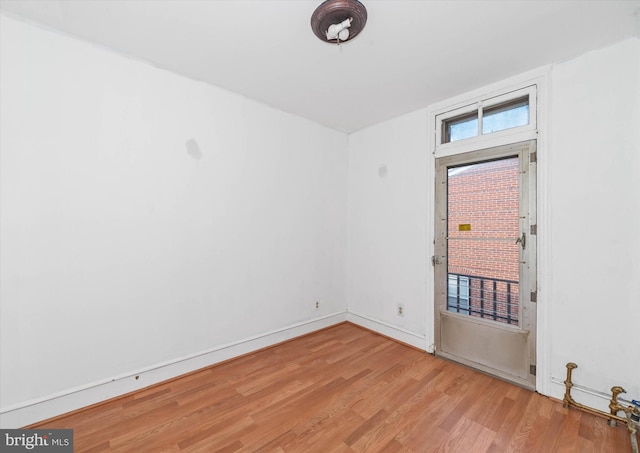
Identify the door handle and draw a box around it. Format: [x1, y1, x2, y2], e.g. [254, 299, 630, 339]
[516, 232, 526, 250]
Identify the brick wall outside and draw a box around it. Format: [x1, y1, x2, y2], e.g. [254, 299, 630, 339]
[447, 157, 520, 324]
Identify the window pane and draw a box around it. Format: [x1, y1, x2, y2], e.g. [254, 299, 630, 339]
[443, 111, 478, 143]
[450, 118, 478, 142]
[448, 275, 471, 315]
[482, 96, 529, 135]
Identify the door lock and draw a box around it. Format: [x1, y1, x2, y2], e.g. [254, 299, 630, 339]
[516, 232, 526, 250]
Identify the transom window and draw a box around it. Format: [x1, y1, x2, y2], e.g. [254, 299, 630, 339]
[443, 95, 529, 143]
[436, 86, 536, 149]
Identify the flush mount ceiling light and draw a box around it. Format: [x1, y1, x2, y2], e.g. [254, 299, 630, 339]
[311, 0, 367, 45]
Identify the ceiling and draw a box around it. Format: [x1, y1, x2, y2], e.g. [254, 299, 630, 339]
[1, 1, 639, 133]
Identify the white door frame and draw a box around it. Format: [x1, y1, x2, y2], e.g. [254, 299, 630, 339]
[426, 67, 550, 393]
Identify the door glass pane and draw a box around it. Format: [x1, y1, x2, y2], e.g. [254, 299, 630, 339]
[447, 157, 520, 325]
[482, 96, 529, 135]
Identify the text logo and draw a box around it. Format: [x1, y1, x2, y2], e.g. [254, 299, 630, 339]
[1, 430, 73, 452]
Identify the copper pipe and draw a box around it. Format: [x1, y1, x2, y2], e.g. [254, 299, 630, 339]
[562, 362, 577, 409]
[562, 362, 630, 425]
[611, 386, 626, 427]
[562, 363, 640, 453]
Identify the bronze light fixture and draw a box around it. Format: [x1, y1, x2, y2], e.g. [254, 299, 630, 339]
[311, 0, 367, 44]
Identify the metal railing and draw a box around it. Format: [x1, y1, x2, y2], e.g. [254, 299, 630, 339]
[447, 273, 519, 325]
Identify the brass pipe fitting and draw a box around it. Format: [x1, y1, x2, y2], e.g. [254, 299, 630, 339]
[563, 363, 640, 453]
[563, 362, 578, 409]
[610, 386, 627, 427]
[562, 363, 627, 424]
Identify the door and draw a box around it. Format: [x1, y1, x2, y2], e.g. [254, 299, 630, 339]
[434, 140, 537, 389]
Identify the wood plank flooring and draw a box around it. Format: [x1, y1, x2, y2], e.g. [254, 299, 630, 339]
[30, 323, 632, 452]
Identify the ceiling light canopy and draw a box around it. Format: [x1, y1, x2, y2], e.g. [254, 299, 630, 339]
[311, 0, 367, 45]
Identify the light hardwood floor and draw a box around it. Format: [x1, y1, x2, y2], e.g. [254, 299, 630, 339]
[30, 322, 632, 452]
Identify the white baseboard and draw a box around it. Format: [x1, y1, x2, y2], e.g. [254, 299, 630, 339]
[0, 312, 347, 428]
[347, 311, 427, 351]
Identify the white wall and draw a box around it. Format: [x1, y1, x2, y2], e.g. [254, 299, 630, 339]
[346, 38, 640, 410]
[347, 110, 429, 349]
[0, 14, 348, 426]
[547, 38, 640, 409]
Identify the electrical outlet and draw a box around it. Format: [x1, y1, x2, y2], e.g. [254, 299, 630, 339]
[315, 301, 320, 310]
[397, 304, 404, 317]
